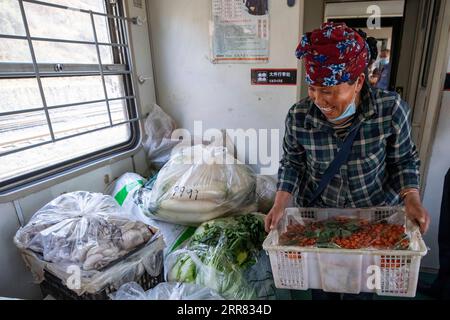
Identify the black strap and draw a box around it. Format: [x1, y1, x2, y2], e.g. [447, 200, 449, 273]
[307, 122, 362, 207]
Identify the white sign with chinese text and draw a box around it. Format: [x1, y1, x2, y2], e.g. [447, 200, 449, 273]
[211, 0, 270, 64]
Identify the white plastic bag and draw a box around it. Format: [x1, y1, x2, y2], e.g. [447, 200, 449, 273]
[143, 103, 179, 169]
[256, 175, 277, 214]
[14, 191, 158, 271]
[112, 282, 224, 300]
[145, 219, 196, 257]
[138, 144, 257, 226]
[106, 173, 146, 207]
[106, 172, 153, 223]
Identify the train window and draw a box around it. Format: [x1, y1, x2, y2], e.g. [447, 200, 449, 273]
[0, 0, 140, 193]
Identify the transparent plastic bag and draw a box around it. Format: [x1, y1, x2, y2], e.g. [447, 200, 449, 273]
[143, 103, 180, 169]
[106, 173, 146, 207]
[106, 172, 154, 224]
[147, 130, 239, 173]
[138, 144, 257, 226]
[145, 219, 196, 257]
[14, 191, 158, 271]
[111, 282, 147, 300]
[106, 173, 146, 215]
[256, 175, 277, 214]
[107, 174, 197, 256]
[165, 214, 274, 300]
[112, 282, 224, 300]
[19, 235, 165, 296]
[278, 208, 413, 250]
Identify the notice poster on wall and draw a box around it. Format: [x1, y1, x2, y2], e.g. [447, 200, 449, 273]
[211, 0, 269, 64]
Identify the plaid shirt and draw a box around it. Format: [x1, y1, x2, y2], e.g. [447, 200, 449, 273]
[277, 83, 420, 208]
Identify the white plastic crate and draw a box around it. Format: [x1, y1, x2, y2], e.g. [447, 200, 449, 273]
[262, 207, 428, 297]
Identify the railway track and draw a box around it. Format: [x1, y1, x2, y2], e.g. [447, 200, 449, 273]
[0, 104, 129, 152]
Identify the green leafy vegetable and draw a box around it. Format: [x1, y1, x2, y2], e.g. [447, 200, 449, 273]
[167, 214, 267, 300]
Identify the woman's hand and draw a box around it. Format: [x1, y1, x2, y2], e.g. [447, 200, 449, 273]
[264, 191, 293, 233]
[264, 205, 285, 233]
[403, 191, 430, 234]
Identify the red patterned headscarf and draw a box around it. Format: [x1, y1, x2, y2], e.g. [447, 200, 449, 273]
[296, 22, 369, 86]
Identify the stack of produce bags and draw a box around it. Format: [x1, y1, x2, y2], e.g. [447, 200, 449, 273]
[14, 191, 165, 296]
[108, 177, 277, 300]
[139, 102, 276, 225]
[105, 139, 279, 300]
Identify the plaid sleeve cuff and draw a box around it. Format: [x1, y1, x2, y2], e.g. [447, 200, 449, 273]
[391, 169, 420, 195]
[277, 166, 299, 194]
[387, 98, 421, 195]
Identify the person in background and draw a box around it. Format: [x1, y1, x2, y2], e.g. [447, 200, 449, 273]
[375, 49, 391, 90]
[370, 67, 381, 86]
[358, 31, 379, 86]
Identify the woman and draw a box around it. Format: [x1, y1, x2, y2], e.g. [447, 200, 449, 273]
[264, 22, 430, 298]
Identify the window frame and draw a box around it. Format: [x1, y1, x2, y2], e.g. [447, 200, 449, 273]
[0, 0, 142, 196]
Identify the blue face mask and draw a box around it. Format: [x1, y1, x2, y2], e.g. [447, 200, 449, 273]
[329, 99, 356, 122]
[379, 58, 389, 67]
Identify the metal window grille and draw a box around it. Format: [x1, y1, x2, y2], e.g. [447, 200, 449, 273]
[0, 0, 140, 191]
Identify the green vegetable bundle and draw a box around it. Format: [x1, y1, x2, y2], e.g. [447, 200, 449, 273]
[166, 214, 270, 300]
